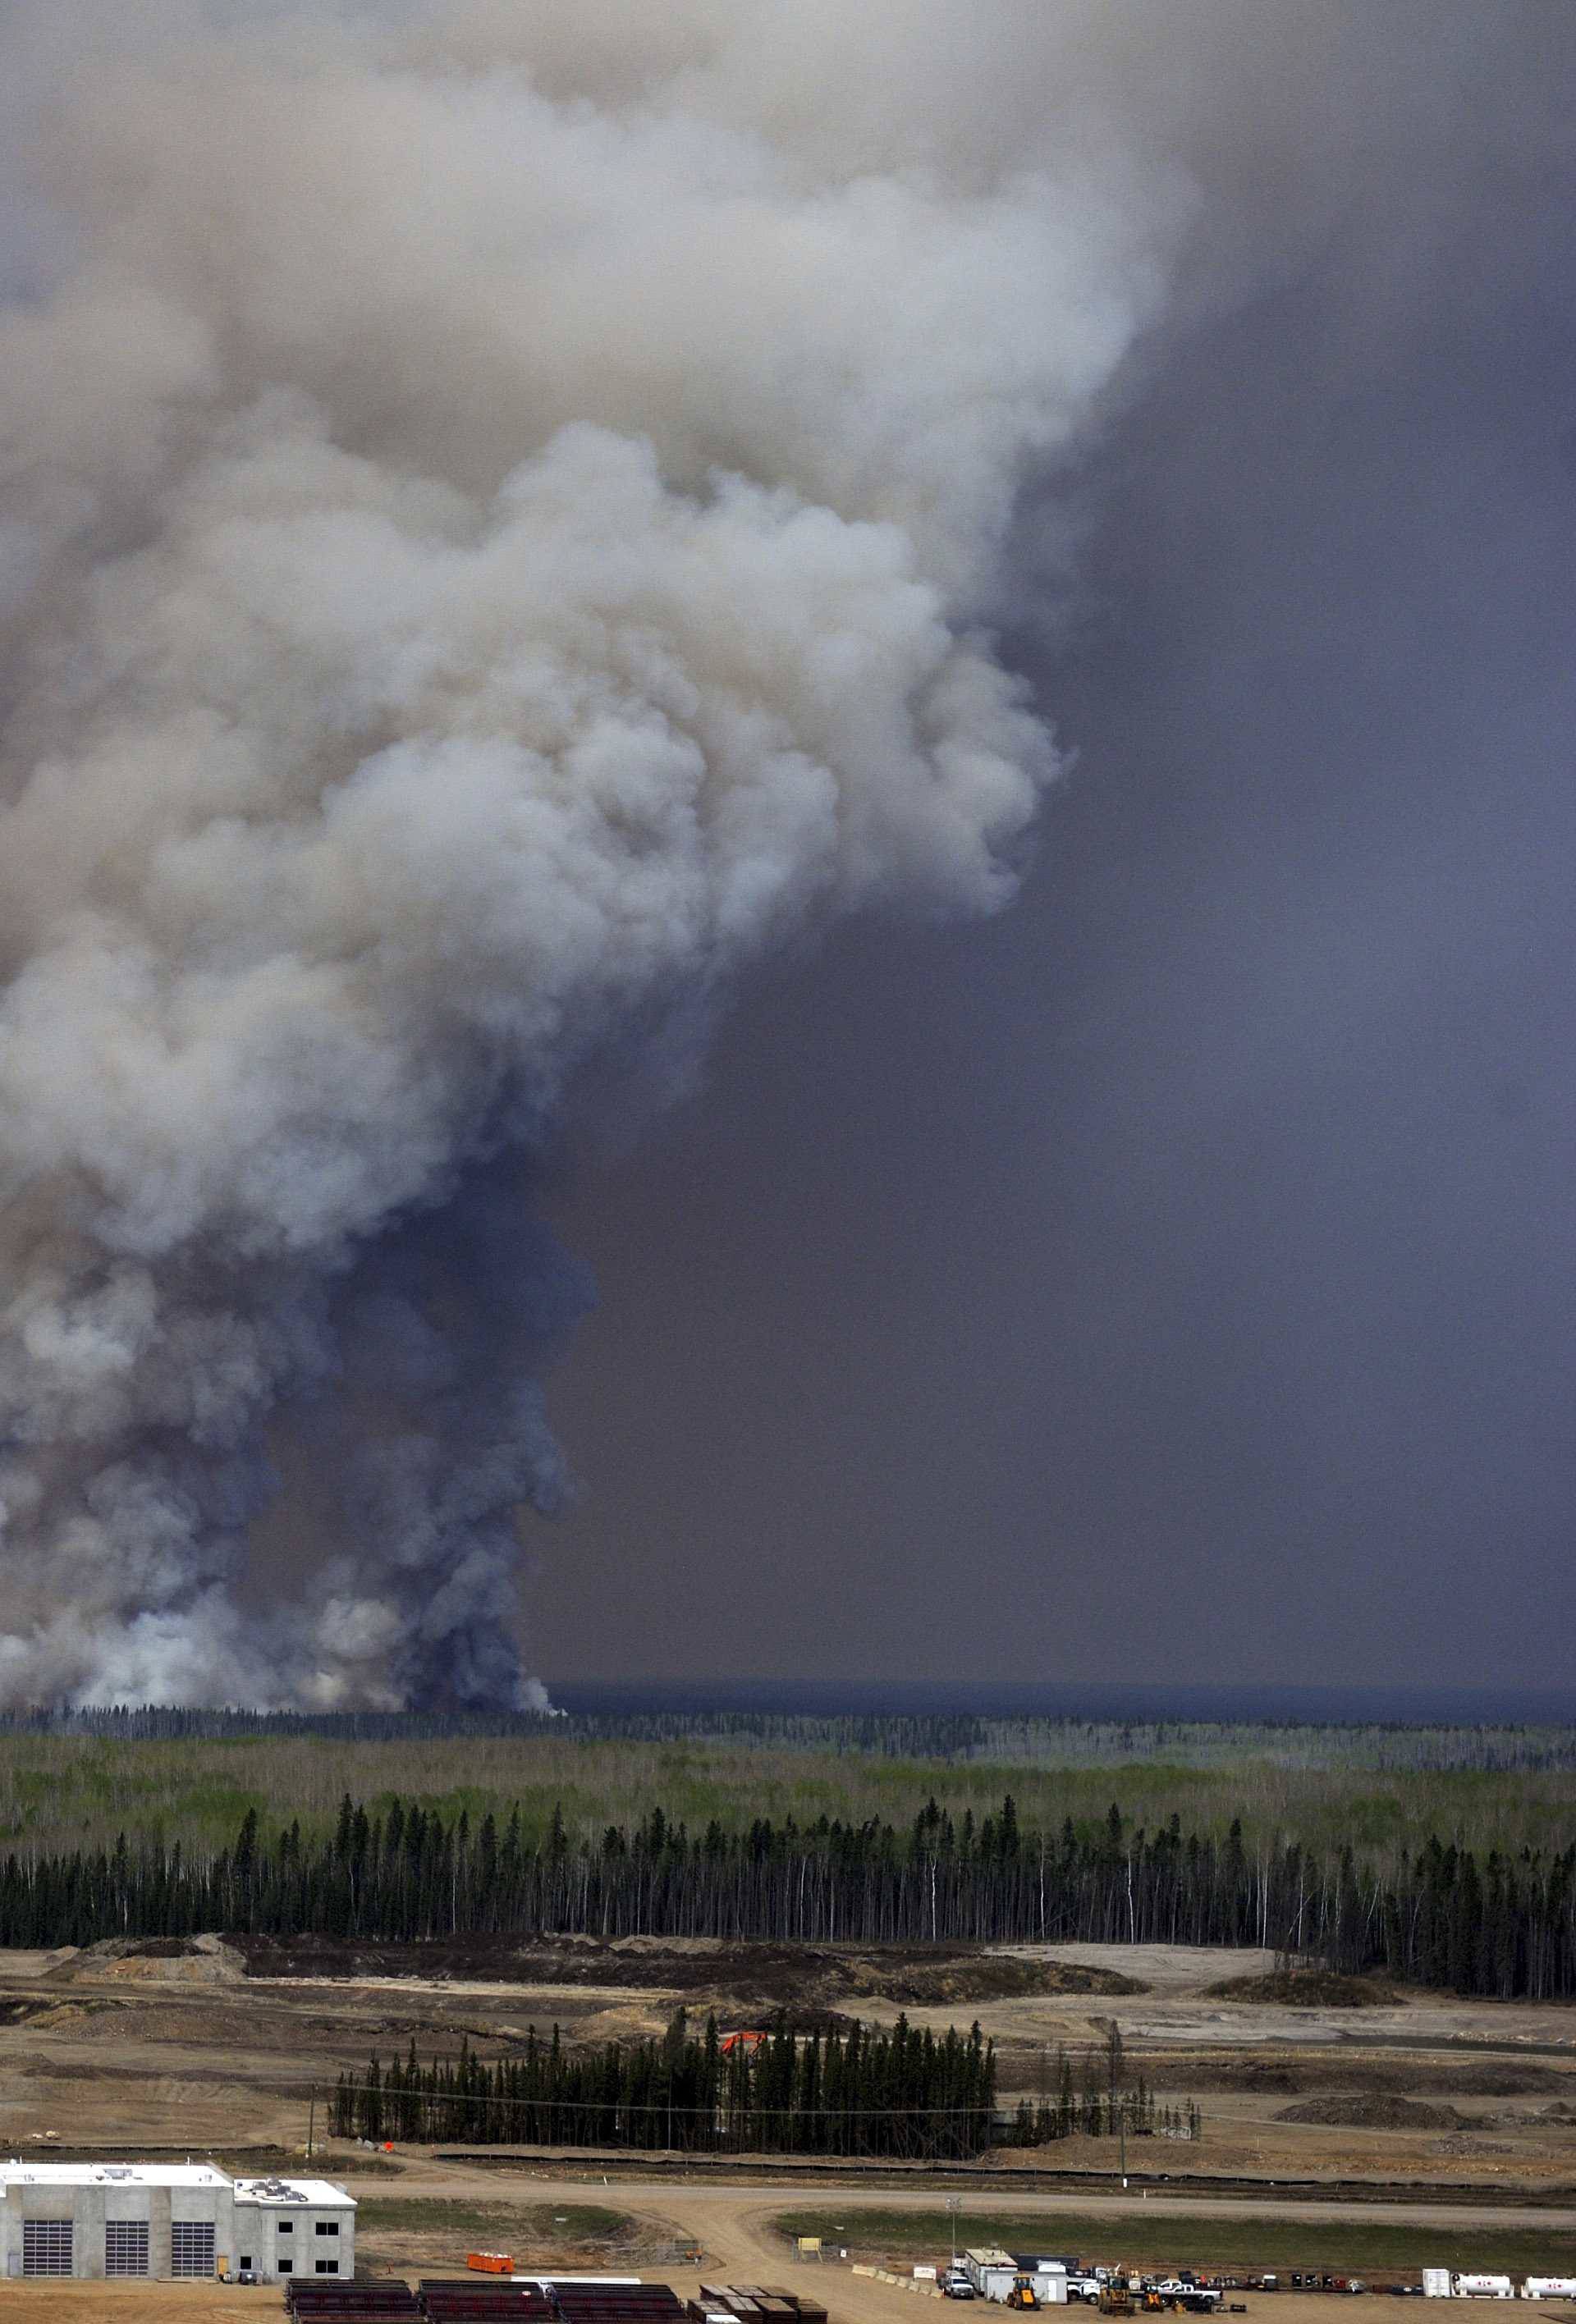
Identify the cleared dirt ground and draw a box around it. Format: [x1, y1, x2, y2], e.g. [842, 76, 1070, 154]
[2, 1939, 1574, 2210]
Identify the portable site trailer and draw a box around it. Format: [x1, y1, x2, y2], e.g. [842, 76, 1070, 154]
[966, 2252, 1022, 2303]
[1011, 2264, 1069, 2307]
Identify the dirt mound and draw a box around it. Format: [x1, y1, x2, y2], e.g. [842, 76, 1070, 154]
[0, 1996, 119, 2029]
[1207, 1967, 1400, 2006]
[1143, 2057, 1308, 2094]
[231, 1931, 1143, 2006]
[42, 1933, 245, 1986]
[1278, 2092, 1464, 2129]
[1143, 2052, 1570, 2096]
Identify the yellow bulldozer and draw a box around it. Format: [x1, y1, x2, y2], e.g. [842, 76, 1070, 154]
[1097, 2287, 1133, 2317]
[1005, 2281, 1039, 2312]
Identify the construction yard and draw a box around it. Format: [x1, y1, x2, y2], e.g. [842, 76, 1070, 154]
[2, 1937, 1576, 2318]
[3, 1937, 1575, 2196]
[3, 2173, 1576, 2324]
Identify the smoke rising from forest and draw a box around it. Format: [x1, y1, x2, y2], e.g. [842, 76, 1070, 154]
[0, 1, 1185, 1707]
[2, 2, 1535, 1708]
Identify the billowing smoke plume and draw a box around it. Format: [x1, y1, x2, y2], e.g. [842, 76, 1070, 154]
[0, 1, 1175, 1707]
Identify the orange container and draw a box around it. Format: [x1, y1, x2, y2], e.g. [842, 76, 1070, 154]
[468, 2253, 515, 2275]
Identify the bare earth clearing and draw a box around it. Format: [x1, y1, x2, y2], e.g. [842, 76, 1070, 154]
[2, 1941, 1575, 2322]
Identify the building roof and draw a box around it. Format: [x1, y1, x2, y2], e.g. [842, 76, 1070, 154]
[234, 2176, 357, 2208]
[0, 2162, 231, 2189]
[0, 2161, 353, 2205]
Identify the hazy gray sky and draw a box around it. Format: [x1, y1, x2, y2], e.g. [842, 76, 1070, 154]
[533, 3, 1576, 1688]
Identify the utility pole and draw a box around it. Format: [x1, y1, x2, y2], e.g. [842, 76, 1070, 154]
[306, 2087, 316, 2161]
[946, 2196, 960, 2270]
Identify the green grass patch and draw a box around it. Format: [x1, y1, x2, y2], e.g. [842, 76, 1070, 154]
[772, 2211, 1576, 2278]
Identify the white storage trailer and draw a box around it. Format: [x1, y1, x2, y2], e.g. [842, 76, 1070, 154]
[960, 2252, 1067, 2306]
[1522, 2286, 1576, 2302]
[965, 2251, 1021, 2302]
[1010, 2259, 1070, 2304]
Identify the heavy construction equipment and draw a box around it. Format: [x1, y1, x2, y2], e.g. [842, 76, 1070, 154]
[1097, 2290, 1133, 2317]
[1006, 2284, 1039, 2313]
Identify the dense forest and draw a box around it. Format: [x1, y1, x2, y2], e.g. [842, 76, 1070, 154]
[331, 2010, 998, 2159]
[4, 1702, 1575, 1772]
[2, 1722, 1573, 1878]
[332, 2015, 1196, 2157]
[2, 1789, 1574, 1999]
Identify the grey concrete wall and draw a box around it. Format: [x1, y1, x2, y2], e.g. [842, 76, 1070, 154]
[74, 2182, 105, 2278]
[234, 2199, 355, 2285]
[149, 2186, 172, 2280]
[0, 2180, 350, 2285]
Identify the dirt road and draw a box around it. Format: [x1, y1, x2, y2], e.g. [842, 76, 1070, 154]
[8, 2165, 1576, 2324]
[339, 2166, 1576, 2324]
[346, 2157, 1576, 2235]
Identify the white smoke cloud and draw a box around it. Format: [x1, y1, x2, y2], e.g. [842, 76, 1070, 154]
[0, 0, 1174, 1707]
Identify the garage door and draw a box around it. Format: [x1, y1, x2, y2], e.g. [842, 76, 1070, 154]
[22, 2222, 73, 2276]
[172, 2221, 217, 2278]
[106, 2221, 151, 2276]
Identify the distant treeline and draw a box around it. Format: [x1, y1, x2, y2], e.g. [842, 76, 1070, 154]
[3, 1790, 1576, 1999]
[4, 1702, 1575, 1772]
[331, 2010, 996, 2159]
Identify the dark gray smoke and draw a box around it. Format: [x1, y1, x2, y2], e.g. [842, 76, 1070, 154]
[534, 2, 1576, 1691]
[7, 2, 1550, 1707]
[0, 1, 1180, 1705]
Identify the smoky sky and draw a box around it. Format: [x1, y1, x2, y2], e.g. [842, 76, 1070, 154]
[533, 3, 1576, 1688]
[2, 1, 1573, 1706]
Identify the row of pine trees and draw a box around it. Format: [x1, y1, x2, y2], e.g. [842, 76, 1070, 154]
[330, 2009, 996, 2160]
[2, 1792, 1574, 1997]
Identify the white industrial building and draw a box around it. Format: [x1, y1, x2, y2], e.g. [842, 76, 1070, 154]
[0, 2159, 355, 2282]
